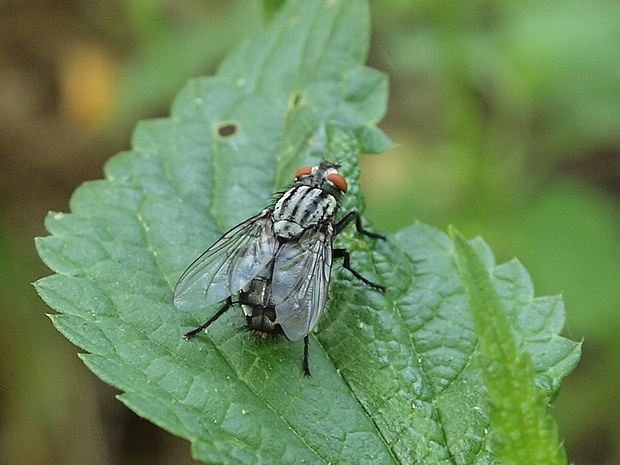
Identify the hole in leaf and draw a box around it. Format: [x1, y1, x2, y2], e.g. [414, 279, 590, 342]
[216, 122, 238, 137]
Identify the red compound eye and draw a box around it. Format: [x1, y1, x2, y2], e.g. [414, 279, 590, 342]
[327, 173, 348, 192]
[295, 166, 312, 178]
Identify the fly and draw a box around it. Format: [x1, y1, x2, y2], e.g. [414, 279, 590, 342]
[173, 160, 386, 377]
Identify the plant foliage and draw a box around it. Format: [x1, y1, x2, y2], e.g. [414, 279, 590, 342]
[35, 1, 580, 463]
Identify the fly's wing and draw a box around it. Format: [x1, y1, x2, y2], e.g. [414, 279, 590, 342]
[271, 226, 334, 341]
[173, 209, 277, 312]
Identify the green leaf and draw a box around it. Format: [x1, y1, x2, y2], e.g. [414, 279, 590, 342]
[450, 226, 575, 465]
[35, 1, 578, 464]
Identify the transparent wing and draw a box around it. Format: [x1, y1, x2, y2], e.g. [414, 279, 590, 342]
[173, 209, 277, 312]
[271, 226, 333, 341]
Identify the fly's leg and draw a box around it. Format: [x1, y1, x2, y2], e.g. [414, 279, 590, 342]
[334, 210, 386, 240]
[183, 297, 233, 340]
[334, 210, 386, 291]
[303, 335, 311, 378]
[334, 248, 387, 292]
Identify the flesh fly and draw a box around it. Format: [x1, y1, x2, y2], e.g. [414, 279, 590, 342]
[174, 161, 386, 376]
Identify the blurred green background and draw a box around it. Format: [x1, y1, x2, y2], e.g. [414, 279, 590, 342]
[1, 1, 618, 464]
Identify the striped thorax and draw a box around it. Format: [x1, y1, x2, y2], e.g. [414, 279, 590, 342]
[273, 162, 348, 239]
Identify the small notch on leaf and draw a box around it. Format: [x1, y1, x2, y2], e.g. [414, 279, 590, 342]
[289, 91, 305, 110]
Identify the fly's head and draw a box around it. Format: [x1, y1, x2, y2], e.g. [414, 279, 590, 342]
[294, 160, 348, 200]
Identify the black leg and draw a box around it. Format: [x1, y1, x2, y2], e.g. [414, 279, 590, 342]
[333, 210, 386, 292]
[303, 336, 311, 378]
[333, 248, 387, 292]
[183, 297, 233, 340]
[334, 210, 386, 240]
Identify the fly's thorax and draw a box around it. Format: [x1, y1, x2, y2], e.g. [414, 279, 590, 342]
[272, 185, 338, 239]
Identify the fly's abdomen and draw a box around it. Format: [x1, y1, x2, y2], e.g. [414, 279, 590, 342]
[239, 263, 280, 335]
[239, 264, 274, 309]
[273, 185, 337, 238]
[242, 304, 280, 335]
